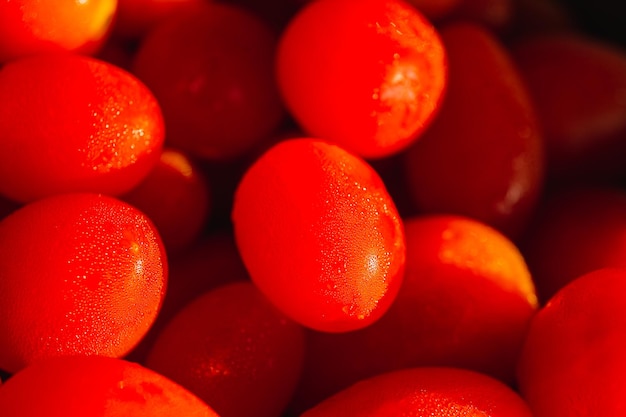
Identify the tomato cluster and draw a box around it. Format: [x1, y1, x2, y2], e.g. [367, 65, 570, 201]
[0, 0, 625, 416]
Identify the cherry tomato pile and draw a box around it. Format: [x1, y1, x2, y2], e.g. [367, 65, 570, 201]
[1, 0, 626, 416]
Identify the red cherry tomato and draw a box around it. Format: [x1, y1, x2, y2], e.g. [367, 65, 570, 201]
[0, 356, 218, 416]
[521, 186, 626, 302]
[276, 0, 447, 159]
[146, 282, 305, 417]
[232, 138, 406, 332]
[511, 33, 626, 184]
[302, 367, 533, 417]
[0, 193, 167, 374]
[403, 22, 545, 238]
[122, 148, 211, 254]
[0, 54, 164, 203]
[290, 215, 537, 411]
[0, 0, 117, 63]
[517, 268, 626, 416]
[132, 2, 285, 160]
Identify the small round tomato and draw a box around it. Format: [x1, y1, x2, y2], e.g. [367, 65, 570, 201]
[0, 54, 164, 203]
[276, 0, 447, 159]
[0, 356, 218, 417]
[232, 138, 406, 332]
[0, 0, 117, 63]
[302, 367, 533, 416]
[290, 215, 538, 411]
[0, 193, 167, 374]
[517, 268, 626, 416]
[146, 282, 305, 417]
[403, 22, 544, 238]
[132, 2, 284, 160]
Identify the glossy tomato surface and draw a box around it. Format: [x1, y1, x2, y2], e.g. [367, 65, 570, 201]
[0, 356, 218, 417]
[0, 54, 164, 203]
[232, 138, 405, 332]
[0, 193, 167, 373]
[277, 0, 447, 158]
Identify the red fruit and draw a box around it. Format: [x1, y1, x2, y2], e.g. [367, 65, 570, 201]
[404, 22, 544, 238]
[276, 0, 447, 159]
[0, 356, 218, 416]
[0, 0, 117, 63]
[0, 54, 164, 203]
[0, 193, 167, 373]
[123, 148, 211, 254]
[521, 186, 626, 302]
[132, 2, 284, 160]
[232, 138, 405, 332]
[302, 367, 533, 416]
[511, 33, 626, 184]
[146, 282, 305, 417]
[517, 268, 626, 416]
[291, 215, 537, 411]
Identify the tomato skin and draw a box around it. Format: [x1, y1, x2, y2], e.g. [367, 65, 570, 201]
[276, 0, 447, 159]
[122, 148, 211, 254]
[0, 356, 218, 417]
[0, 54, 164, 203]
[232, 138, 405, 333]
[289, 215, 537, 412]
[0, 0, 117, 63]
[517, 268, 626, 416]
[302, 367, 533, 417]
[404, 22, 544, 238]
[132, 2, 284, 161]
[0, 193, 167, 374]
[146, 282, 305, 417]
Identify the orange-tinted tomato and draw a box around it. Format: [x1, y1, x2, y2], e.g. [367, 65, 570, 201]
[404, 22, 544, 238]
[0, 0, 117, 63]
[0, 356, 218, 416]
[146, 282, 305, 417]
[232, 138, 405, 332]
[290, 215, 537, 411]
[0, 54, 164, 203]
[276, 0, 447, 159]
[0, 193, 167, 373]
[518, 268, 626, 416]
[302, 367, 533, 416]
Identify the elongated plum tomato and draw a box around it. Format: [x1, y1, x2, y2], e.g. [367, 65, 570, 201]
[0, 356, 218, 417]
[0, 54, 164, 203]
[276, 0, 447, 159]
[232, 139, 406, 333]
[0, 193, 167, 374]
[0, 0, 117, 63]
